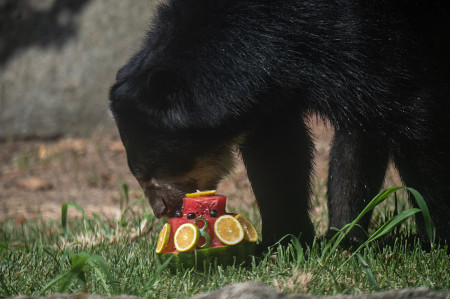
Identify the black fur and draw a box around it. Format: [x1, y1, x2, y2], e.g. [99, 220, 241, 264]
[110, 0, 450, 248]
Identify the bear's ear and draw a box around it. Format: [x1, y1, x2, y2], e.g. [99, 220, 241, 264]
[146, 68, 179, 107]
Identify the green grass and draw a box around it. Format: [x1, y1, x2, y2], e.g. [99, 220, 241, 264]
[1, 187, 449, 298]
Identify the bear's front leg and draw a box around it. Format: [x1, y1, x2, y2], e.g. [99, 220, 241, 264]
[327, 127, 389, 244]
[241, 110, 315, 251]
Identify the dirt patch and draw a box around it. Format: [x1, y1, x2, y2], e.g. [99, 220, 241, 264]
[0, 132, 138, 221]
[0, 121, 332, 224]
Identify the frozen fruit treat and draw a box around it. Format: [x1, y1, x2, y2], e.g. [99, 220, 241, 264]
[156, 191, 257, 270]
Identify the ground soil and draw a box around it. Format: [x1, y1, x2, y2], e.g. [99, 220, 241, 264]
[0, 119, 333, 227]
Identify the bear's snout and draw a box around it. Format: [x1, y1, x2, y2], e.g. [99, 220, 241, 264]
[140, 180, 184, 218]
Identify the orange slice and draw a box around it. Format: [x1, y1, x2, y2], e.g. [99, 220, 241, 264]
[235, 214, 258, 242]
[214, 215, 244, 245]
[156, 223, 171, 253]
[174, 223, 199, 252]
[185, 190, 216, 198]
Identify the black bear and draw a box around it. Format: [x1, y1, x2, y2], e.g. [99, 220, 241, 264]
[110, 0, 450, 248]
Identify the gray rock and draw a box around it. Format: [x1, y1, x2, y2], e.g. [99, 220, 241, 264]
[0, 0, 162, 139]
[9, 294, 141, 299]
[191, 282, 450, 299]
[6, 282, 450, 299]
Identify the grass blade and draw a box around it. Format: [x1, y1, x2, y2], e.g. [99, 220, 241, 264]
[335, 187, 433, 271]
[356, 253, 380, 291]
[87, 254, 112, 295]
[37, 272, 69, 295]
[322, 186, 404, 261]
[37, 254, 89, 296]
[119, 197, 147, 227]
[60, 252, 92, 292]
[0, 273, 12, 297]
[406, 187, 436, 246]
[290, 234, 305, 267]
[38, 251, 106, 295]
[119, 182, 129, 211]
[339, 208, 422, 269]
[363, 208, 421, 245]
[61, 202, 90, 240]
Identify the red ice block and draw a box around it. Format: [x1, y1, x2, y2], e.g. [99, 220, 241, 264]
[162, 195, 236, 253]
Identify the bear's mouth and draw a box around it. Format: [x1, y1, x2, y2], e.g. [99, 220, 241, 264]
[139, 177, 212, 217]
[141, 179, 222, 217]
[141, 182, 185, 217]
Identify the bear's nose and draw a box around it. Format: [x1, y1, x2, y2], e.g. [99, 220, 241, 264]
[153, 205, 168, 218]
[146, 194, 168, 218]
